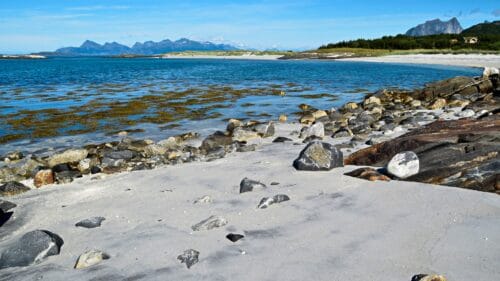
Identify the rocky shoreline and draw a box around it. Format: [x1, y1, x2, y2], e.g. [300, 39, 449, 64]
[0, 68, 499, 279]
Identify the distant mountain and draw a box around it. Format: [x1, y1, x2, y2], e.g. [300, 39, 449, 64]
[461, 20, 500, 36]
[52, 38, 238, 56]
[406, 18, 463, 36]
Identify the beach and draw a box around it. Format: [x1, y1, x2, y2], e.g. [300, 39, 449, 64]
[160, 54, 282, 60]
[339, 54, 500, 68]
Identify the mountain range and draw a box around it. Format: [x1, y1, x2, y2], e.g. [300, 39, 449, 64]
[406, 18, 463, 36]
[50, 38, 238, 56]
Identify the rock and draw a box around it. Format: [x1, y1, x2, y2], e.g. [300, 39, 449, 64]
[456, 109, 475, 118]
[386, 151, 420, 179]
[447, 99, 470, 108]
[344, 167, 391, 181]
[3, 151, 23, 162]
[237, 144, 257, 153]
[420, 76, 477, 101]
[226, 233, 245, 242]
[177, 249, 199, 269]
[47, 149, 88, 167]
[226, 118, 243, 132]
[74, 249, 110, 269]
[293, 141, 344, 171]
[34, 169, 54, 188]
[483, 67, 499, 78]
[279, 114, 287, 123]
[300, 114, 315, 124]
[55, 170, 82, 184]
[143, 144, 167, 157]
[332, 127, 353, 138]
[240, 178, 266, 193]
[101, 157, 125, 168]
[412, 274, 447, 281]
[410, 100, 422, 108]
[344, 102, 358, 110]
[0, 181, 30, 196]
[191, 215, 227, 231]
[312, 110, 327, 120]
[90, 166, 102, 174]
[201, 131, 233, 152]
[75, 217, 106, 228]
[194, 195, 212, 204]
[76, 158, 91, 173]
[429, 98, 447, 110]
[364, 96, 381, 107]
[299, 122, 325, 139]
[0, 230, 63, 269]
[254, 122, 275, 138]
[0, 199, 17, 212]
[103, 150, 136, 160]
[303, 135, 323, 143]
[257, 194, 290, 209]
[52, 163, 70, 173]
[273, 137, 292, 143]
[158, 137, 179, 149]
[232, 127, 260, 142]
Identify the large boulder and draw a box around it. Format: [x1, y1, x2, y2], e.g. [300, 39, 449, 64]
[419, 76, 477, 101]
[0, 230, 63, 269]
[47, 149, 88, 168]
[293, 141, 344, 171]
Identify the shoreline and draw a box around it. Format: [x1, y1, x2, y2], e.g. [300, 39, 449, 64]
[337, 54, 500, 68]
[158, 54, 282, 60]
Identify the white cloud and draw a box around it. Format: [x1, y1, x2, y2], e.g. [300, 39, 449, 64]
[67, 5, 130, 12]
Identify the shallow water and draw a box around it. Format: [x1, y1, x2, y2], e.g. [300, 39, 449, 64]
[0, 57, 480, 153]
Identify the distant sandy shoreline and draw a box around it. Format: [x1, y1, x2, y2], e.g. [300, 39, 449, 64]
[338, 54, 500, 68]
[160, 54, 282, 60]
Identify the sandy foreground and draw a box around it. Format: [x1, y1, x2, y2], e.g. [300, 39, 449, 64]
[339, 54, 500, 68]
[1, 123, 499, 281]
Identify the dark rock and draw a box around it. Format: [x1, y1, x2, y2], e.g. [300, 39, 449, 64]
[0, 230, 64, 269]
[206, 147, 226, 161]
[103, 150, 136, 160]
[344, 167, 391, 181]
[237, 144, 257, 153]
[258, 194, 290, 209]
[293, 141, 344, 171]
[75, 217, 106, 228]
[240, 178, 266, 193]
[332, 128, 352, 138]
[419, 76, 477, 101]
[0, 200, 16, 212]
[51, 163, 71, 173]
[303, 135, 323, 143]
[273, 137, 292, 143]
[270, 182, 280, 185]
[55, 170, 82, 184]
[0, 181, 30, 196]
[201, 131, 233, 152]
[90, 166, 102, 174]
[226, 233, 245, 243]
[177, 249, 199, 269]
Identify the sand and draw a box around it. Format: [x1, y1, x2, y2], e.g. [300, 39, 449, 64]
[339, 54, 500, 68]
[1, 123, 499, 281]
[160, 54, 282, 60]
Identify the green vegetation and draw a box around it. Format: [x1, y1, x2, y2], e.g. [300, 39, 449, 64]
[163, 50, 292, 56]
[462, 21, 500, 36]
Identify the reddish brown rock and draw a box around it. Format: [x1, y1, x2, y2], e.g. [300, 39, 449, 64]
[344, 167, 391, 182]
[34, 169, 54, 188]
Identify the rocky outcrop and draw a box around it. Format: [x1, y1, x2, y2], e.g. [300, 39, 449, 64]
[406, 18, 462, 36]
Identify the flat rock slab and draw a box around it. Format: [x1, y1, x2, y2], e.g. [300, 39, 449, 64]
[191, 215, 227, 231]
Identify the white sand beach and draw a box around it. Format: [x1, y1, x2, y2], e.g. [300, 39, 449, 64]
[339, 54, 500, 68]
[1, 123, 499, 281]
[160, 54, 282, 60]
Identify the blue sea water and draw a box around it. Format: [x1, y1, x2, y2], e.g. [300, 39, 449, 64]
[0, 57, 481, 153]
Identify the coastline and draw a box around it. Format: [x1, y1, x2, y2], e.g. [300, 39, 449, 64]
[159, 54, 282, 60]
[338, 54, 500, 68]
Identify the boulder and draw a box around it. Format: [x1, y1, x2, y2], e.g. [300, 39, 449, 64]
[419, 76, 477, 101]
[177, 249, 199, 269]
[34, 169, 54, 188]
[299, 122, 325, 139]
[47, 149, 88, 167]
[293, 142, 344, 171]
[0, 230, 63, 269]
[344, 167, 391, 181]
[0, 199, 16, 213]
[191, 215, 227, 231]
[0, 181, 30, 196]
[200, 131, 233, 152]
[240, 178, 266, 193]
[386, 151, 420, 179]
[232, 127, 260, 142]
[74, 249, 110, 269]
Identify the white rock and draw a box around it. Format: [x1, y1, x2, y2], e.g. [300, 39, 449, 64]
[232, 127, 260, 142]
[194, 195, 212, 204]
[386, 151, 419, 179]
[482, 67, 499, 78]
[74, 249, 110, 269]
[299, 122, 325, 139]
[47, 149, 88, 167]
[456, 109, 475, 118]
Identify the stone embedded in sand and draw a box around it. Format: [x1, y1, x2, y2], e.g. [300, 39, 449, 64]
[344, 167, 391, 182]
[412, 274, 447, 281]
[177, 249, 199, 269]
[34, 169, 54, 188]
[254, 122, 275, 138]
[226, 233, 245, 243]
[0, 230, 64, 269]
[300, 122, 325, 139]
[0, 181, 30, 196]
[240, 178, 266, 194]
[273, 137, 292, 143]
[47, 149, 88, 168]
[75, 217, 106, 228]
[55, 170, 82, 184]
[201, 131, 233, 152]
[257, 194, 290, 209]
[0, 199, 16, 213]
[386, 151, 419, 179]
[232, 127, 260, 142]
[194, 195, 212, 204]
[191, 215, 228, 231]
[293, 141, 343, 171]
[74, 249, 110, 269]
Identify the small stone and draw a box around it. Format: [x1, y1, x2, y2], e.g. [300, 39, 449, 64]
[312, 110, 327, 120]
[34, 169, 54, 188]
[456, 109, 475, 118]
[194, 195, 212, 204]
[386, 151, 419, 179]
[0, 181, 30, 196]
[237, 144, 257, 153]
[104, 150, 136, 160]
[4, 151, 23, 162]
[75, 217, 106, 228]
[410, 100, 422, 108]
[429, 98, 447, 110]
[226, 118, 243, 132]
[254, 122, 275, 138]
[0, 199, 17, 212]
[332, 127, 353, 138]
[344, 102, 358, 110]
[74, 249, 110, 269]
[0, 230, 64, 269]
[232, 127, 260, 142]
[273, 137, 292, 143]
[344, 167, 391, 181]
[77, 158, 92, 173]
[47, 149, 88, 167]
[90, 166, 102, 174]
[293, 141, 344, 171]
[363, 96, 381, 107]
[240, 178, 266, 193]
[55, 170, 82, 184]
[226, 233, 245, 242]
[300, 114, 315, 124]
[177, 249, 199, 269]
[191, 215, 227, 231]
[258, 194, 290, 209]
[279, 114, 287, 123]
[411, 274, 447, 281]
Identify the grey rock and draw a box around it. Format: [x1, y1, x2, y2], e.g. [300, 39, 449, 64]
[191, 215, 227, 231]
[103, 150, 136, 160]
[293, 141, 344, 171]
[386, 151, 420, 179]
[74, 249, 110, 269]
[302, 135, 323, 144]
[299, 122, 325, 139]
[0, 181, 30, 196]
[240, 178, 266, 193]
[177, 249, 199, 269]
[55, 170, 82, 184]
[237, 144, 257, 153]
[258, 194, 290, 209]
[75, 217, 106, 228]
[0, 200, 16, 212]
[254, 122, 275, 138]
[201, 131, 233, 152]
[226, 233, 245, 242]
[273, 137, 292, 143]
[47, 149, 88, 167]
[0, 230, 64, 269]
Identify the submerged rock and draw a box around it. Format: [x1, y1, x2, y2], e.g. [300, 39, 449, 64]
[0, 230, 64, 269]
[0, 181, 30, 196]
[191, 215, 228, 231]
[177, 249, 199, 269]
[75, 217, 106, 228]
[293, 141, 343, 171]
[257, 194, 290, 209]
[240, 178, 267, 193]
[386, 151, 420, 179]
[226, 233, 245, 243]
[74, 249, 110, 269]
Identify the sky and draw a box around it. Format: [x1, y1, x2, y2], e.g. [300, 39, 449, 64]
[0, 0, 499, 53]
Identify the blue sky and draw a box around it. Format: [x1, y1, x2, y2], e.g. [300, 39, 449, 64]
[0, 0, 499, 53]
